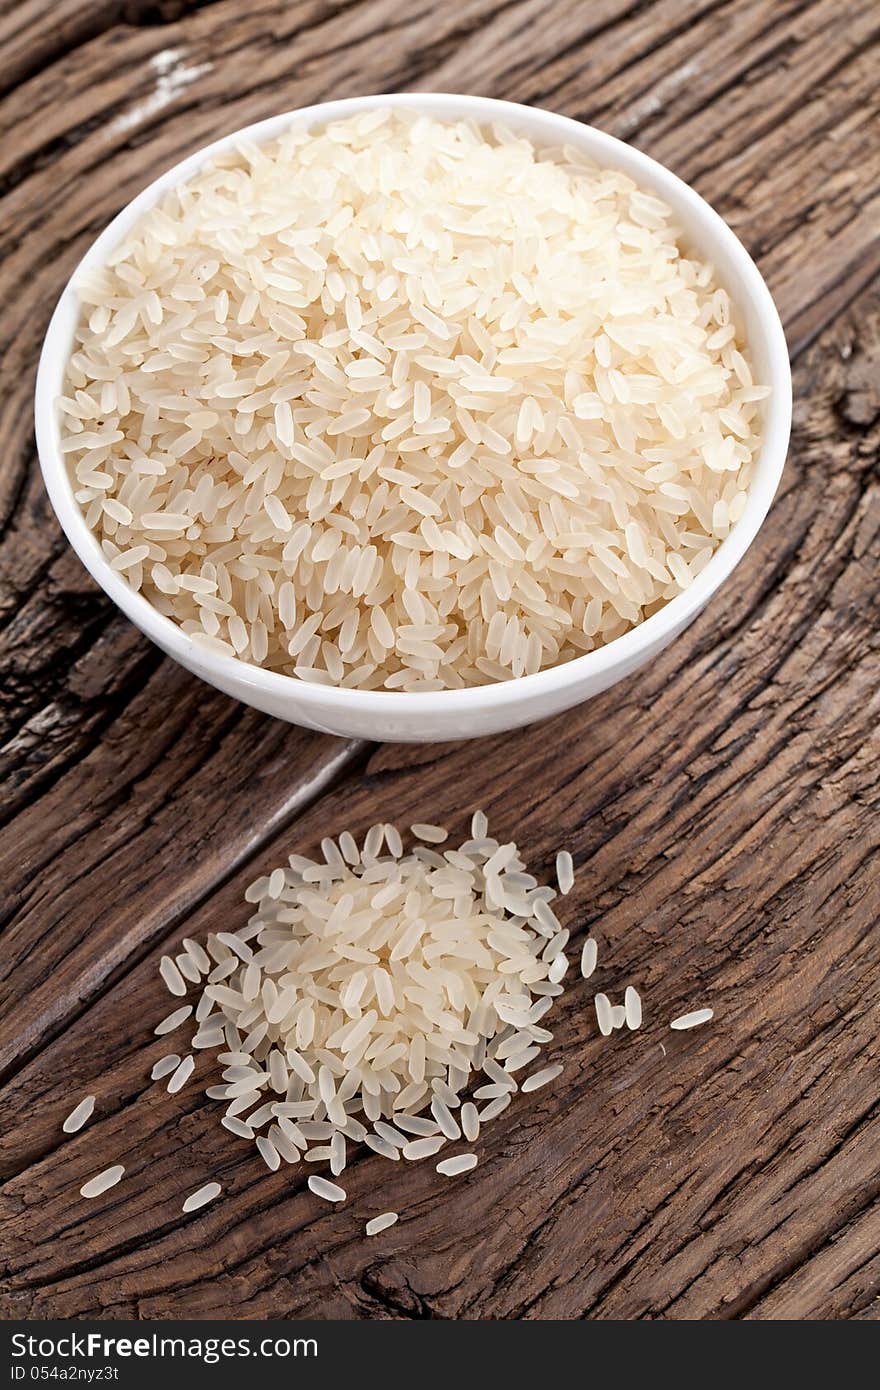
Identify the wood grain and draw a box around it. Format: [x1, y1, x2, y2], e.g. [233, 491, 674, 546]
[1, 0, 878, 1321]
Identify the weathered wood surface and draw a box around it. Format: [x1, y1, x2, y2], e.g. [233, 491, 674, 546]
[1, 0, 878, 1321]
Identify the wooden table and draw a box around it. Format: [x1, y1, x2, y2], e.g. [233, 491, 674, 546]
[1, 0, 878, 1322]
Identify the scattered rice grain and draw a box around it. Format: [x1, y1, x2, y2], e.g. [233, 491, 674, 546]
[365, 1211, 399, 1235]
[308, 1175, 346, 1203]
[670, 1008, 714, 1031]
[182, 1181, 222, 1213]
[80, 1165, 124, 1199]
[624, 986, 642, 1030]
[62, 1095, 95, 1134]
[436, 1153, 478, 1176]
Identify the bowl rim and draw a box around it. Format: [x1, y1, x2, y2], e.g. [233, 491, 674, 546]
[35, 91, 792, 719]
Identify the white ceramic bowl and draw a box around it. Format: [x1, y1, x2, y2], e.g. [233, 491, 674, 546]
[35, 93, 791, 742]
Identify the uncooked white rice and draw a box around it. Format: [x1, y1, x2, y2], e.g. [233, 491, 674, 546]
[183, 937, 212, 974]
[80, 1165, 124, 1199]
[482, 1057, 515, 1090]
[176, 953, 202, 985]
[556, 851, 574, 895]
[154, 817, 569, 1195]
[479, 1093, 512, 1122]
[610, 1004, 626, 1030]
[624, 985, 642, 1030]
[460, 1101, 480, 1142]
[221, 1115, 254, 1139]
[395, 1114, 440, 1137]
[402, 1135, 446, 1161]
[256, 1135, 281, 1170]
[436, 1153, 478, 1176]
[431, 1096, 462, 1141]
[365, 1211, 399, 1235]
[580, 937, 598, 979]
[182, 1181, 222, 1212]
[365, 1133, 400, 1161]
[411, 823, 449, 843]
[670, 1007, 714, 1030]
[62, 111, 766, 693]
[330, 1129, 347, 1175]
[155, 1005, 192, 1035]
[151, 1054, 181, 1080]
[594, 992, 613, 1037]
[271, 1125, 301, 1164]
[373, 1120, 407, 1149]
[308, 1175, 346, 1203]
[548, 953, 569, 985]
[167, 1054, 195, 1093]
[62, 1094, 95, 1134]
[159, 955, 187, 997]
[521, 1063, 563, 1093]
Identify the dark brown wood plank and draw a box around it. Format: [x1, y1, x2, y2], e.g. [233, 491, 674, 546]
[0, 3, 193, 95]
[1, 283, 876, 1319]
[741, 1203, 880, 1320]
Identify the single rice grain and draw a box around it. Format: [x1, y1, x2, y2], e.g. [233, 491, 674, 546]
[182, 1182, 222, 1213]
[159, 955, 187, 997]
[595, 992, 613, 1037]
[151, 1054, 180, 1080]
[365, 1211, 399, 1235]
[521, 1063, 563, 1093]
[62, 1095, 95, 1134]
[461, 1101, 480, 1142]
[308, 1175, 346, 1203]
[624, 986, 642, 1030]
[167, 1055, 195, 1094]
[556, 851, 574, 895]
[580, 938, 598, 979]
[670, 1008, 714, 1030]
[437, 1153, 478, 1176]
[402, 1136, 446, 1161]
[155, 1005, 192, 1035]
[80, 1165, 124, 1199]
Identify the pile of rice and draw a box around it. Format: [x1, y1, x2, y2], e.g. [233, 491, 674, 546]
[66, 815, 716, 1213]
[158, 815, 570, 1183]
[60, 109, 768, 690]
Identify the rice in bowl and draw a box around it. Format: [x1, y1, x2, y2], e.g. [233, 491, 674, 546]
[60, 109, 768, 692]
